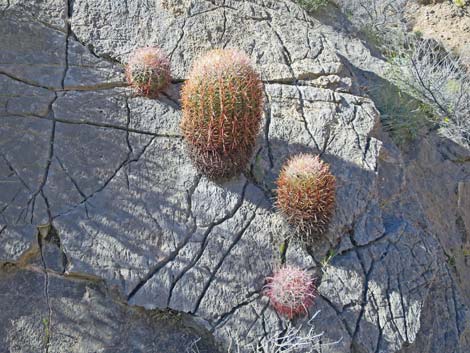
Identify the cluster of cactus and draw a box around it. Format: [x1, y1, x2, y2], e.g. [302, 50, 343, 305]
[264, 265, 317, 319]
[126, 47, 171, 98]
[266, 156, 335, 317]
[276, 154, 336, 242]
[180, 49, 264, 180]
[124, 46, 337, 322]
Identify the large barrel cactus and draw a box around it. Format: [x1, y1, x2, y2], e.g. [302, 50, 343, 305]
[180, 49, 264, 180]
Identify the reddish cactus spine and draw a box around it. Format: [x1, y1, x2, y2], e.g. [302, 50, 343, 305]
[125, 47, 171, 98]
[276, 154, 336, 241]
[180, 48, 264, 180]
[264, 265, 316, 319]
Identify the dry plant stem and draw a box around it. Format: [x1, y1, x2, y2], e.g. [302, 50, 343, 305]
[226, 311, 342, 353]
[392, 37, 470, 146]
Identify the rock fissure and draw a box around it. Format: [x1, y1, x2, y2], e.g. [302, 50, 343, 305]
[53, 134, 158, 220]
[20, 94, 58, 225]
[211, 292, 262, 332]
[126, 222, 198, 301]
[21, 114, 183, 138]
[167, 181, 250, 306]
[351, 249, 375, 343]
[263, 87, 274, 168]
[169, 18, 187, 61]
[193, 211, 258, 314]
[296, 85, 321, 152]
[0, 71, 53, 91]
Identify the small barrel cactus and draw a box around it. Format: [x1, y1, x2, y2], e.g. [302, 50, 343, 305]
[180, 48, 264, 180]
[276, 154, 336, 241]
[264, 265, 316, 319]
[125, 47, 171, 97]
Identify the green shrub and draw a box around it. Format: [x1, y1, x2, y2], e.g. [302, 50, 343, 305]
[388, 37, 470, 148]
[368, 81, 434, 147]
[336, 0, 408, 54]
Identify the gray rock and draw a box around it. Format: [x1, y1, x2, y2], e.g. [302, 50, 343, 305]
[400, 134, 470, 351]
[0, 17, 66, 88]
[0, 0, 468, 352]
[0, 259, 220, 353]
[1, 0, 67, 31]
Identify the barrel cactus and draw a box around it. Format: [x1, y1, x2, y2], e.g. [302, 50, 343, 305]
[264, 265, 316, 319]
[180, 49, 264, 180]
[276, 154, 336, 241]
[125, 47, 171, 98]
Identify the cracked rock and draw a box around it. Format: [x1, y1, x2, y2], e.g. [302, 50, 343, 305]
[0, 1, 469, 352]
[0, 261, 220, 353]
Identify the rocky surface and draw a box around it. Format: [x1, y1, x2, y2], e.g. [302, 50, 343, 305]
[406, 1, 470, 61]
[402, 134, 470, 350]
[0, 257, 218, 352]
[0, 0, 469, 352]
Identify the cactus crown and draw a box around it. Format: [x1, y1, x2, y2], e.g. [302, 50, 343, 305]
[264, 265, 316, 319]
[284, 154, 325, 179]
[189, 49, 252, 80]
[276, 154, 336, 241]
[126, 47, 171, 98]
